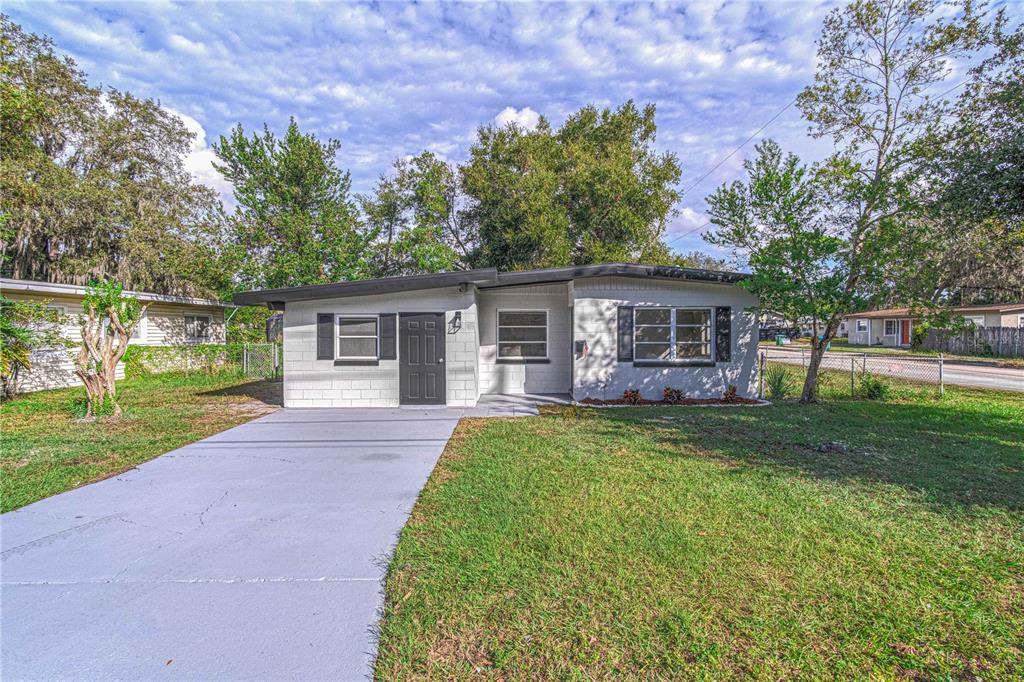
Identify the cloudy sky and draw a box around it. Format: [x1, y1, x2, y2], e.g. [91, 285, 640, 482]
[8, 1, 1018, 256]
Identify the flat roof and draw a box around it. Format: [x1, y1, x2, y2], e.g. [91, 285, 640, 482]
[232, 263, 749, 307]
[0, 278, 234, 308]
[849, 303, 1024, 319]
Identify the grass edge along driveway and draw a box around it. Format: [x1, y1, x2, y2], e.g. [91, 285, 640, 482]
[1, 372, 280, 512]
[376, 387, 1024, 680]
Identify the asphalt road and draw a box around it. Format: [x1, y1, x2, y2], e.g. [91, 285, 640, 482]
[765, 348, 1024, 393]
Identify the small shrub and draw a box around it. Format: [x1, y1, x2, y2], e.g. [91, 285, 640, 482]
[722, 384, 738, 403]
[764, 365, 795, 400]
[663, 387, 683, 403]
[622, 389, 641, 405]
[858, 374, 889, 400]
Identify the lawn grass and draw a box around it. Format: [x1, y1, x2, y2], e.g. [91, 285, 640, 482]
[376, 386, 1024, 679]
[0, 372, 280, 512]
[764, 338, 1024, 368]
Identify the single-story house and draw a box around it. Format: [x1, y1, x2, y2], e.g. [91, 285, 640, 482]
[845, 303, 1024, 347]
[1, 278, 232, 392]
[233, 263, 759, 407]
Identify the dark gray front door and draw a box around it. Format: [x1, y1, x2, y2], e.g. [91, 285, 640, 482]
[399, 313, 446, 405]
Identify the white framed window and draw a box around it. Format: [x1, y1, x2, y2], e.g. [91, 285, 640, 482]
[184, 314, 212, 342]
[634, 307, 713, 362]
[130, 309, 147, 341]
[336, 315, 379, 359]
[855, 319, 868, 333]
[884, 319, 898, 336]
[1018, 315, 1024, 328]
[963, 315, 985, 328]
[497, 310, 548, 359]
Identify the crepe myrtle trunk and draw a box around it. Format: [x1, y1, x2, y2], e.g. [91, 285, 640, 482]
[800, 315, 843, 403]
[75, 301, 148, 419]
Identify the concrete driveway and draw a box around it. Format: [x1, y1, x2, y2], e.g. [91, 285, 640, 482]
[1, 401, 547, 681]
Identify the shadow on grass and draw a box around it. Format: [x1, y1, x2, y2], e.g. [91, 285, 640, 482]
[199, 378, 283, 407]
[588, 397, 1024, 513]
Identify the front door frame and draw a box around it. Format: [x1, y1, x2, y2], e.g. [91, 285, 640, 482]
[399, 312, 447, 405]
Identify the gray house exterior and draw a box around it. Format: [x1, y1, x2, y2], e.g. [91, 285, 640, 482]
[234, 264, 759, 407]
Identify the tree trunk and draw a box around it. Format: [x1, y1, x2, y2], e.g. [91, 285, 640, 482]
[799, 316, 842, 403]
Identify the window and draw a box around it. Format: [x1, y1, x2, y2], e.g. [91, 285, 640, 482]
[634, 308, 712, 362]
[1018, 315, 1024, 328]
[497, 310, 547, 359]
[337, 316, 378, 359]
[963, 315, 985, 328]
[185, 314, 212, 342]
[855, 319, 868, 333]
[884, 319, 898, 336]
[131, 309, 147, 341]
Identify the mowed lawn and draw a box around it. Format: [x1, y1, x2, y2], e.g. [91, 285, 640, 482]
[1, 373, 281, 512]
[377, 388, 1024, 680]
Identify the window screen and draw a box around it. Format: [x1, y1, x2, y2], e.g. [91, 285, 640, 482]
[497, 311, 547, 358]
[337, 316, 378, 358]
[635, 308, 712, 361]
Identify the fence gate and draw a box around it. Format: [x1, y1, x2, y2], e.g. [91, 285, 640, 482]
[241, 343, 281, 379]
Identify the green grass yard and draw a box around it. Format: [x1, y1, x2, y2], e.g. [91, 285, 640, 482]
[0, 373, 280, 512]
[376, 387, 1024, 679]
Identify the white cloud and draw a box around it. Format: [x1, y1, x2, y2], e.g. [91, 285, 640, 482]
[493, 106, 541, 131]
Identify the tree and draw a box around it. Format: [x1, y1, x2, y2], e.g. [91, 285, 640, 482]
[361, 152, 473, 276]
[0, 16, 229, 297]
[461, 101, 681, 270]
[669, 250, 733, 272]
[213, 118, 372, 289]
[75, 281, 147, 419]
[0, 295, 66, 397]
[713, 0, 990, 402]
[918, 19, 1024, 304]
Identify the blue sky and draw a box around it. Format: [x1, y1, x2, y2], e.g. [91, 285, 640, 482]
[9, 1, 1018, 256]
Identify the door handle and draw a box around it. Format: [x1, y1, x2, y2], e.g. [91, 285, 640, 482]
[438, 358, 444, 363]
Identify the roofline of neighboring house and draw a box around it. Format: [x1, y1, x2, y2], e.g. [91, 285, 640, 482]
[231, 263, 751, 308]
[846, 303, 1024, 320]
[0, 278, 235, 309]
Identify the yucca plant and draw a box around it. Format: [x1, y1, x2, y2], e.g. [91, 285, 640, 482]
[764, 364, 795, 400]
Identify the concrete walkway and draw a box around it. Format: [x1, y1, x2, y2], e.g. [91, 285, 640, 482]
[1, 399, 560, 681]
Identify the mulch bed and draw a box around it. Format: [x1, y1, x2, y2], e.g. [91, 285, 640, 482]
[578, 396, 763, 406]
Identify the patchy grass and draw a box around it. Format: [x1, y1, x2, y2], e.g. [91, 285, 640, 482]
[0, 372, 280, 512]
[376, 386, 1024, 680]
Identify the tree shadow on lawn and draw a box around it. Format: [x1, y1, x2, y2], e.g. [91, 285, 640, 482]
[199, 379, 283, 407]
[591, 399, 1024, 514]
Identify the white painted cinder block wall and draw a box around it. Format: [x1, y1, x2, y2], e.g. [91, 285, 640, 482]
[572, 277, 759, 400]
[282, 287, 479, 407]
[477, 284, 572, 396]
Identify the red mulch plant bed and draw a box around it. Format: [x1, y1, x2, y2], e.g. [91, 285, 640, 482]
[578, 396, 762, 406]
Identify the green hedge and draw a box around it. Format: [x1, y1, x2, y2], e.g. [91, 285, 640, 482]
[123, 344, 250, 379]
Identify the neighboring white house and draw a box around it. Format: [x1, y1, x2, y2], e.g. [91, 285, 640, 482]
[845, 303, 1024, 347]
[1, 278, 232, 392]
[234, 263, 759, 407]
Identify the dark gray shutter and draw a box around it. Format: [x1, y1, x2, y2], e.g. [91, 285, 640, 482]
[379, 314, 397, 360]
[316, 313, 334, 360]
[617, 306, 634, 362]
[715, 306, 732, 362]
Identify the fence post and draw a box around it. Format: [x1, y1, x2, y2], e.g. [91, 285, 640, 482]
[758, 351, 765, 399]
[243, 344, 248, 375]
[273, 343, 279, 377]
[938, 353, 944, 397]
[850, 355, 855, 397]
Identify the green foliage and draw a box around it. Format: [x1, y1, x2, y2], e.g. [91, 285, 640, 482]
[0, 295, 67, 395]
[122, 344, 252, 379]
[82, 280, 143, 335]
[462, 101, 681, 270]
[764, 364, 796, 400]
[213, 118, 372, 289]
[0, 16, 229, 296]
[227, 306, 273, 344]
[858, 374, 890, 401]
[911, 322, 930, 350]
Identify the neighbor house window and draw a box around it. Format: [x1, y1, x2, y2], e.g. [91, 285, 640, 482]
[634, 308, 712, 362]
[1018, 315, 1024, 328]
[884, 319, 898, 336]
[130, 309, 147, 341]
[856, 319, 868, 333]
[185, 314, 212, 342]
[963, 315, 985, 328]
[337, 315, 378, 359]
[497, 310, 547, 359]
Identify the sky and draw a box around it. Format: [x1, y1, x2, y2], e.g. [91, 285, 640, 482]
[8, 1, 1019, 257]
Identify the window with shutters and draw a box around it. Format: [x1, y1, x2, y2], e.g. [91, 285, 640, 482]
[497, 310, 547, 359]
[336, 315, 379, 359]
[634, 308, 713, 362]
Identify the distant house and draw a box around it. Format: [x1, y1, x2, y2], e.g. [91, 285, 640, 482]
[234, 263, 759, 407]
[845, 303, 1024, 347]
[1, 278, 233, 392]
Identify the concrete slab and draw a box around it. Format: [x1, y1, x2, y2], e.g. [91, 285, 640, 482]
[1, 407, 464, 681]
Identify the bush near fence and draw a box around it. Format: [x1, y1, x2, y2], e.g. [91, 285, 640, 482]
[123, 343, 280, 379]
[923, 326, 1023, 358]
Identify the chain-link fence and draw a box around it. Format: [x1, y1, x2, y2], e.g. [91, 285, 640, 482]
[126, 343, 282, 380]
[759, 347, 944, 399]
